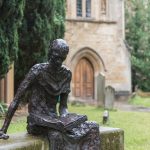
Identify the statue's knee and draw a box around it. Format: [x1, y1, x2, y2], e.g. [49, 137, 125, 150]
[48, 131, 62, 140]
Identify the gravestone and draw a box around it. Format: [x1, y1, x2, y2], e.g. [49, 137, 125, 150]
[96, 73, 105, 107]
[105, 86, 115, 109]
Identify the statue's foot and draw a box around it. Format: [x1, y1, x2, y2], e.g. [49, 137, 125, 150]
[0, 131, 9, 140]
[59, 107, 69, 117]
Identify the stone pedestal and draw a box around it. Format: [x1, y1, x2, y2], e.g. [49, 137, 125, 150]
[0, 127, 124, 150]
[0, 133, 49, 150]
[100, 127, 124, 150]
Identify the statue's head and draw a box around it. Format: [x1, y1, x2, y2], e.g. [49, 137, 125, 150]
[48, 39, 69, 68]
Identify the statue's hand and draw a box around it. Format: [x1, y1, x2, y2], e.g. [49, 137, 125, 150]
[0, 130, 9, 140]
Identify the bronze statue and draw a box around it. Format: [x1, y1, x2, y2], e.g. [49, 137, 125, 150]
[0, 39, 100, 149]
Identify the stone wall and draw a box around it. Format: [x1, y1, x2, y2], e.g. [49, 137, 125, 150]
[65, 0, 131, 100]
[65, 20, 131, 92]
[0, 127, 124, 150]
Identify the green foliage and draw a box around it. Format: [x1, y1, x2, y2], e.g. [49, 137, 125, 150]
[0, 0, 65, 85]
[15, 0, 66, 87]
[125, 0, 150, 91]
[0, 116, 26, 133]
[0, 0, 25, 78]
[0, 102, 8, 117]
[129, 95, 150, 107]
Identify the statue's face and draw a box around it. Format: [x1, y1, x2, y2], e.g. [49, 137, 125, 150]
[48, 39, 69, 69]
[50, 50, 68, 68]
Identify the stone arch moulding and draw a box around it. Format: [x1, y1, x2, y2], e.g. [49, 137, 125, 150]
[70, 47, 107, 76]
[68, 47, 106, 103]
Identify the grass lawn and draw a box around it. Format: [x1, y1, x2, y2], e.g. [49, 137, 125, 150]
[0, 116, 27, 134]
[0, 104, 150, 150]
[129, 96, 150, 107]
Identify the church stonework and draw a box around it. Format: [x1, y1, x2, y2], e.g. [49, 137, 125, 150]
[65, 0, 131, 103]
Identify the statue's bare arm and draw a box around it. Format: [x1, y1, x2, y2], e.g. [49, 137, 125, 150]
[0, 69, 36, 139]
[59, 93, 69, 116]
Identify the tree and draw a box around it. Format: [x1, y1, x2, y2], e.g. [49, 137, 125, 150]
[0, 0, 25, 78]
[15, 0, 66, 89]
[125, 0, 150, 91]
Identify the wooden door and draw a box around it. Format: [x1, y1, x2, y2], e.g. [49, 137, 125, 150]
[74, 58, 94, 99]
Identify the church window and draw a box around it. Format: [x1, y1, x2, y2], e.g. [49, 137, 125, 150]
[86, 0, 91, 17]
[77, 0, 82, 17]
[76, 0, 91, 18]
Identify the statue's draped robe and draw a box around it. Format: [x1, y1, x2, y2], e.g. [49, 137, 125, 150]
[25, 63, 71, 116]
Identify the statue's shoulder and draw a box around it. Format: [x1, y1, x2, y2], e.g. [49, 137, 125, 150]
[30, 63, 48, 75]
[62, 65, 72, 78]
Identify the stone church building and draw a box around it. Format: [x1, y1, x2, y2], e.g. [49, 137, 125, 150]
[64, 0, 131, 104]
[0, 0, 131, 105]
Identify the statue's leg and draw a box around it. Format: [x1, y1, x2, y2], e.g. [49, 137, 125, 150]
[47, 130, 65, 150]
[27, 120, 47, 136]
[48, 130, 80, 150]
[27, 123, 65, 150]
[80, 122, 100, 150]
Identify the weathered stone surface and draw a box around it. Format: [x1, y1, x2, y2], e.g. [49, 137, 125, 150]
[100, 127, 124, 150]
[0, 133, 49, 150]
[105, 86, 115, 109]
[96, 73, 105, 107]
[65, 0, 132, 100]
[0, 127, 124, 150]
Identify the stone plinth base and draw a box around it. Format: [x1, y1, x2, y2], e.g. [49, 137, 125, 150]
[0, 127, 124, 150]
[0, 133, 49, 150]
[100, 127, 124, 150]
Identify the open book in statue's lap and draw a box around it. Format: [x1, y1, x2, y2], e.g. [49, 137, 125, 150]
[0, 39, 100, 150]
[28, 113, 87, 132]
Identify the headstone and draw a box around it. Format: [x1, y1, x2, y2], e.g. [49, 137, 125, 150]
[105, 86, 115, 109]
[96, 73, 105, 107]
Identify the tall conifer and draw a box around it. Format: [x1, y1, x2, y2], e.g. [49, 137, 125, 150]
[15, 0, 66, 88]
[126, 0, 150, 91]
[0, 0, 25, 78]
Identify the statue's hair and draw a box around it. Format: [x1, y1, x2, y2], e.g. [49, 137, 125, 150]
[48, 39, 69, 60]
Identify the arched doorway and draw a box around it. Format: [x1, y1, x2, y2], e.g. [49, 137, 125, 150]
[74, 58, 94, 100]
